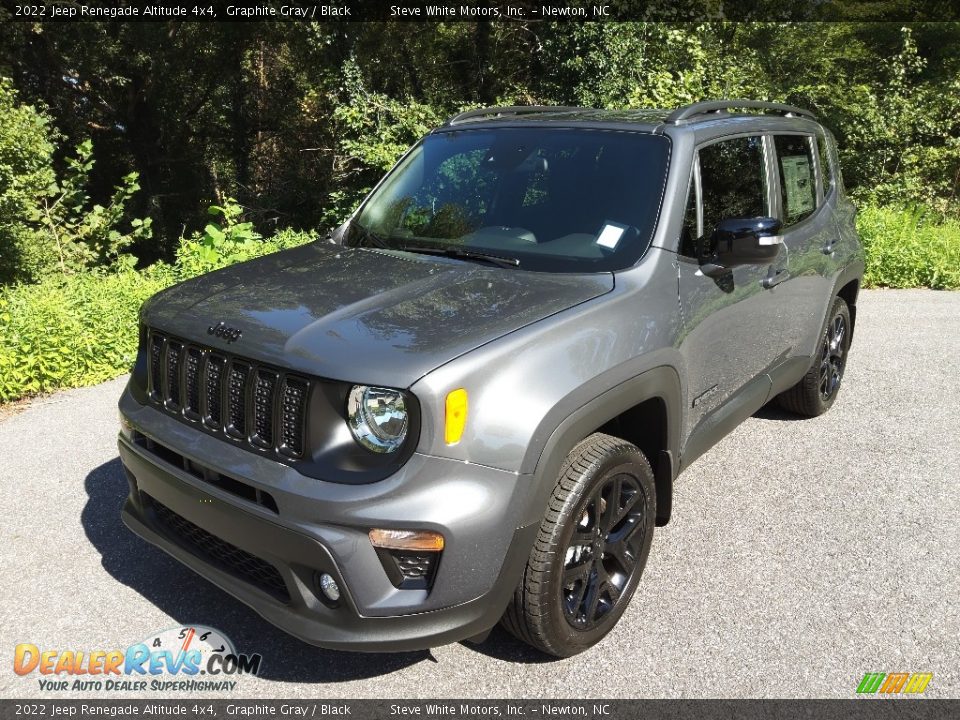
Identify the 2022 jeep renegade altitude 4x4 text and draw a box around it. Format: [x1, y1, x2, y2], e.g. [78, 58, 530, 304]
[118, 100, 864, 657]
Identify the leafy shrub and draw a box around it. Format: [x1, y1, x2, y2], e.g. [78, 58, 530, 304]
[31, 139, 153, 275]
[174, 198, 316, 278]
[1, 79, 153, 282]
[0, 79, 56, 284]
[0, 268, 169, 402]
[858, 205, 960, 289]
[0, 215, 316, 403]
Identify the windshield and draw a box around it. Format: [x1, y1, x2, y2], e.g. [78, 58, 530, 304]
[347, 128, 670, 272]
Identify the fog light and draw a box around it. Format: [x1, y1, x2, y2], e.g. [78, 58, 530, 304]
[318, 573, 340, 602]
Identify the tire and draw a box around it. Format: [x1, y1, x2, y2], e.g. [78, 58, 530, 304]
[777, 295, 851, 417]
[501, 433, 656, 657]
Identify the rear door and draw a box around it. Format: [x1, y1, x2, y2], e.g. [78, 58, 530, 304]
[767, 132, 840, 389]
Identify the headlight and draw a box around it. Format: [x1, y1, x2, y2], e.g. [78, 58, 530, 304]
[347, 385, 408, 453]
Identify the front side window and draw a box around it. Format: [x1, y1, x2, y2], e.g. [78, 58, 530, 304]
[698, 136, 768, 236]
[774, 134, 817, 227]
[348, 128, 671, 273]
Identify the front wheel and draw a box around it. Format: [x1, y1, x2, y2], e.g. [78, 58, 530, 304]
[777, 295, 851, 417]
[501, 433, 655, 657]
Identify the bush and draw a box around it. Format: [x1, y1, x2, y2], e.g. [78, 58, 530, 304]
[174, 199, 317, 278]
[0, 268, 170, 402]
[0, 220, 316, 404]
[0, 79, 56, 284]
[857, 205, 960, 289]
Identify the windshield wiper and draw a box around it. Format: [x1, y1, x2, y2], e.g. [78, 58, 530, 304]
[398, 245, 521, 269]
[349, 223, 391, 249]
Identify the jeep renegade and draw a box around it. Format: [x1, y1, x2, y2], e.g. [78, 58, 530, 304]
[118, 100, 864, 657]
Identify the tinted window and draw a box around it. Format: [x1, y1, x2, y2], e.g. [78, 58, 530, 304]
[698, 136, 767, 236]
[350, 128, 671, 273]
[774, 135, 816, 226]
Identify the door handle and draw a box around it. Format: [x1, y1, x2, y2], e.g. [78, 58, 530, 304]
[761, 268, 789, 289]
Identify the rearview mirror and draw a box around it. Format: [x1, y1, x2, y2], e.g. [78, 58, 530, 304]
[700, 216, 783, 278]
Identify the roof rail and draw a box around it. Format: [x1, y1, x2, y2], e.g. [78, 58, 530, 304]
[665, 100, 816, 124]
[445, 105, 585, 126]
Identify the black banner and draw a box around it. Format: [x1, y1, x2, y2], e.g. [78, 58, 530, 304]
[1, 700, 960, 720]
[1, 0, 958, 22]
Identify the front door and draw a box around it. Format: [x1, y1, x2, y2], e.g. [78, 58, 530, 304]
[677, 134, 787, 457]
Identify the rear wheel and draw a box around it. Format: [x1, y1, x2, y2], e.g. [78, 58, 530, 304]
[777, 295, 851, 417]
[501, 433, 655, 657]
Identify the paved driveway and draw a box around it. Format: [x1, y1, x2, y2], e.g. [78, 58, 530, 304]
[1, 289, 957, 699]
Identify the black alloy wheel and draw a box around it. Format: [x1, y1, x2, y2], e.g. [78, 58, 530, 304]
[776, 295, 852, 417]
[501, 433, 656, 657]
[561, 473, 648, 630]
[819, 312, 847, 401]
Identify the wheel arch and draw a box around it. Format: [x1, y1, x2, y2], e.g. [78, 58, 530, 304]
[835, 276, 860, 342]
[527, 365, 683, 528]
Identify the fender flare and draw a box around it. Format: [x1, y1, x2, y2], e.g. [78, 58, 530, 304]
[522, 365, 683, 529]
[830, 258, 865, 342]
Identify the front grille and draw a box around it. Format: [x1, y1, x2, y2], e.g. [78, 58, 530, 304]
[147, 330, 310, 459]
[145, 494, 290, 602]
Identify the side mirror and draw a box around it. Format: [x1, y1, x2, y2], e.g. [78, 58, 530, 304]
[700, 216, 783, 278]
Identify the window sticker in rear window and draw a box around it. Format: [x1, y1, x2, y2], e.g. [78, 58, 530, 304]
[780, 155, 815, 219]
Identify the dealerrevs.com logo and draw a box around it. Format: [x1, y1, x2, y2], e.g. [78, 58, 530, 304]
[13, 626, 262, 692]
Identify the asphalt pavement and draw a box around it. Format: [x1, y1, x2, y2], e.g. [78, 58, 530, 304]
[1, 289, 958, 699]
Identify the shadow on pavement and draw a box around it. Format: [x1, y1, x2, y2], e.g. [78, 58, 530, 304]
[82, 457, 430, 683]
[459, 626, 560, 665]
[752, 403, 805, 422]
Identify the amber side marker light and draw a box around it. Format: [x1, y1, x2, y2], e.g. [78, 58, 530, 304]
[369, 528, 445, 552]
[445, 388, 468, 445]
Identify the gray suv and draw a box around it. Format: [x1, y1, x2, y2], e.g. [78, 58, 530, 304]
[118, 100, 864, 657]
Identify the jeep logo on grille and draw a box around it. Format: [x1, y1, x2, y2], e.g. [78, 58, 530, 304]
[208, 321, 242, 343]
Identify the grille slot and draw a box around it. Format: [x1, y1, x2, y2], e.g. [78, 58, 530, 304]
[280, 379, 308, 457]
[149, 334, 164, 398]
[144, 494, 289, 602]
[252, 370, 278, 448]
[146, 330, 310, 459]
[184, 348, 202, 419]
[165, 342, 183, 409]
[226, 362, 250, 438]
[204, 355, 224, 428]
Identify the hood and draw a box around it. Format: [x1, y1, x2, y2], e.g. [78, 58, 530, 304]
[143, 243, 613, 388]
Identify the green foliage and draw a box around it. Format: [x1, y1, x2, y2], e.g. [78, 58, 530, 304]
[313, 58, 446, 226]
[0, 79, 56, 284]
[0, 216, 316, 403]
[0, 78, 152, 281]
[175, 198, 316, 277]
[31, 139, 153, 276]
[0, 267, 169, 402]
[857, 205, 960, 290]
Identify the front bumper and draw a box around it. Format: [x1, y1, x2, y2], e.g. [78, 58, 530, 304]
[117, 389, 539, 651]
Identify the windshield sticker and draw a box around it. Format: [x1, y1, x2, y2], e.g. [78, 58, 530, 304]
[780, 155, 815, 216]
[596, 222, 627, 249]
